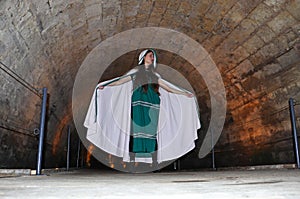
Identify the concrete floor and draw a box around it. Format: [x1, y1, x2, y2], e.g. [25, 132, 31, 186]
[1, 168, 300, 199]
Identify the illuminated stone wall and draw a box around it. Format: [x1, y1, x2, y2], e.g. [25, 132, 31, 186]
[0, 0, 299, 169]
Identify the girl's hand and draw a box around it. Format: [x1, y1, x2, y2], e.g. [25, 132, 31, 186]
[184, 92, 193, 98]
[98, 86, 104, 90]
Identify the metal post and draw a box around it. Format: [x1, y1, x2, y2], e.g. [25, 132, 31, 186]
[289, 98, 300, 169]
[36, 87, 47, 175]
[212, 130, 216, 170]
[76, 138, 81, 168]
[66, 126, 71, 171]
[81, 148, 85, 168]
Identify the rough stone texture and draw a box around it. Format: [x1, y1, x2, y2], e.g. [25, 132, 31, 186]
[2, 169, 300, 198]
[0, 0, 299, 169]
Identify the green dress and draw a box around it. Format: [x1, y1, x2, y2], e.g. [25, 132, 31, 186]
[130, 72, 160, 158]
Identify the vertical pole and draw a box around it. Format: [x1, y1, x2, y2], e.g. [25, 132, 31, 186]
[36, 87, 47, 175]
[289, 98, 300, 169]
[81, 148, 85, 168]
[76, 138, 81, 168]
[66, 126, 71, 171]
[212, 130, 216, 170]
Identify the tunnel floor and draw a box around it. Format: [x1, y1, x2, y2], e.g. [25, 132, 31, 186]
[1, 169, 300, 198]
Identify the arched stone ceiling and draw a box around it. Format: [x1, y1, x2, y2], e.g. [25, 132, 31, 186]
[0, 0, 299, 168]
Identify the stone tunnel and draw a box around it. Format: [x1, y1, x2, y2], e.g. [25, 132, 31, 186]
[0, 0, 299, 171]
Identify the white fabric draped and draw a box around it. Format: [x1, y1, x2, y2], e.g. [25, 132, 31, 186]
[84, 71, 201, 163]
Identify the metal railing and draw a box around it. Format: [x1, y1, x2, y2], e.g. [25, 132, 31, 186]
[289, 98, 299, 169]
[0, 60, 46, 174]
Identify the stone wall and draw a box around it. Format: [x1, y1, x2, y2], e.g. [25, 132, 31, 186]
[0, 0, 299, 169]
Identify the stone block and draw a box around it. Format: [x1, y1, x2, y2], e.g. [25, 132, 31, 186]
[243, 35, 265, 55]
[195, 0, 213, 14]
[267, 11, 298, 34]
[238, 0, 263, 14]
[231, 59, 254, 80]
[277, 48, 300, 68]
[137, 0, 153, 15]
[87, 18, 102, 33]
[220, 19, 258, 52]
[256, 25, 276, 43]
[212, 17, 233, 35]
[261, 63, 282, 77]
[147, 15, 163, 27]
[286, 0, 300, 20]
[121, 1, 140, 21]
[0, 14, 7, 30]
[102, 16, 117, 30]
[177, 1, 192, 15]
[15, 10, 33, 30]
[279, 67, 300, 91]
[101, 0, 119, 8]
[48, 0, 67, 14]
[84, 0, 102, 7]
[224, 6, 245, 28]
[204, 0, 227, 21]
[249, 3, 274, 25]
[264, 0, 289, 12]
[273, 33, 294, 51]
[232, 46, 250, 64]
[259, 42, 280, 59]
[85, 3, 102, 20]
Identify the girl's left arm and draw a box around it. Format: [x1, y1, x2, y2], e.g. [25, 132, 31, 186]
[158, 79, 193, 97]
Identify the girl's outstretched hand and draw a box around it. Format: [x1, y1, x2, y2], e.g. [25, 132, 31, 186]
[185, 92, 194, 98]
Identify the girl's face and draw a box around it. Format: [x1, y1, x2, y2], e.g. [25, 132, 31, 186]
[144, 52, 154, 67]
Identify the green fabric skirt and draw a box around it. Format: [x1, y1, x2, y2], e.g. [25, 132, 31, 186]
[130, 85, 160, 158]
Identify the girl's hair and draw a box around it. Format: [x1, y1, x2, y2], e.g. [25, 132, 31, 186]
[133, 51, 159, 94]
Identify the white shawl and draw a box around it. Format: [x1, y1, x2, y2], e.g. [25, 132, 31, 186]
[84, 70, 201, 163]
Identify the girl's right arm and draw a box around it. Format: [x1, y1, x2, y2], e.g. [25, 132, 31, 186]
[99, 76, 132, 89]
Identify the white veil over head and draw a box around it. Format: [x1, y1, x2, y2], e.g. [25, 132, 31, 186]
[138, 49, 157, 68]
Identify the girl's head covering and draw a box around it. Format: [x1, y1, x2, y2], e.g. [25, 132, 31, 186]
[138, 49, 157, 68]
